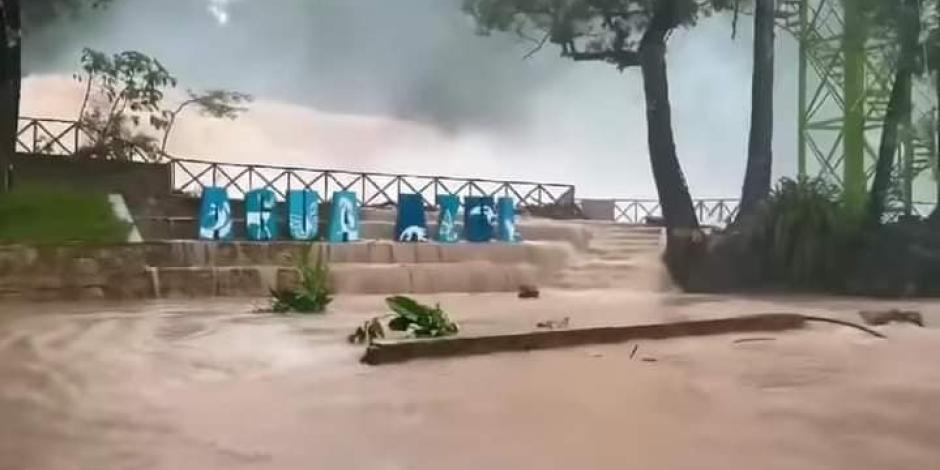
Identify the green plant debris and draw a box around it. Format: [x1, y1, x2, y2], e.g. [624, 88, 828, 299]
[385, 296, 459, 338]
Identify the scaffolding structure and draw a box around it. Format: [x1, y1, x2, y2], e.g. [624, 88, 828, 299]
[776, 0, 937, 215]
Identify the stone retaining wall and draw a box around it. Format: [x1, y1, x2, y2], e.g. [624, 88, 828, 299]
[0, 241, 572, 301]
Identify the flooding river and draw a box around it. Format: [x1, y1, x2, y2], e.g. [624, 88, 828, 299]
[2, 295, 940, 470]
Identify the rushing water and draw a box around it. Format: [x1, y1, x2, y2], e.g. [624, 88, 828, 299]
[2, 294, 940, 470]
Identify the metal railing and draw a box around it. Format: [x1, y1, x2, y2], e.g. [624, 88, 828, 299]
[170, 158, 576, 209]
[17, 117, 96, 157]
[17, 117, 576, 209]
[16, 116, 159, 162]
[613, 199, 740, 226]
[25, 116, 933, 221]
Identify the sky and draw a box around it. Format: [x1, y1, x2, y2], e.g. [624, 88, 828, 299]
[21, 0, 800, 199]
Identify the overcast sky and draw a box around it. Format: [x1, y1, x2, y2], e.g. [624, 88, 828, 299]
[22, 0, 800, 199]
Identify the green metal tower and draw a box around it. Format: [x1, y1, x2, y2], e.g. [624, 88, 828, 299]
[776, 0, 937, 215]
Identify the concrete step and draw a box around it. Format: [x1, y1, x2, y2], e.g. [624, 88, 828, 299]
[591, 225, 662, 235]
[142, 240, 573, 270]
[549, 271, 670, 290]
[152, 261, 542, 297]
[586, 245, 661, 256]
[137, 218, 593, 250]
[594, 252, 657, 262]
[592, 231, 662, 241]
[590, 242, 660, 252]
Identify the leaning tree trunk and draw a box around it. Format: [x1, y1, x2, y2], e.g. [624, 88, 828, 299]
[737, 0, 775, 222]
[868, 0, 918, 226]
[638, 0, 701, 287]
[0, 0, 21, 193]
[932, 66, 940, 221]
[638, 33, 698, 229]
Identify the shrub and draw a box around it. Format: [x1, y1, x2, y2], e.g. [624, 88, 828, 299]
[760, 176, 863, 289]
[270, 247, 333, 314]
[0, 185, 130, 244]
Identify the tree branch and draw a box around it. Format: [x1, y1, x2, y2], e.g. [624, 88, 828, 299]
[566, 50, 641, 68]
[524, 32, 550, 59]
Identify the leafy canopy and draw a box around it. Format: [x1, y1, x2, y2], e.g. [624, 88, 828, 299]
[22, 0, 114, 32]
[463, 0, 733, 68]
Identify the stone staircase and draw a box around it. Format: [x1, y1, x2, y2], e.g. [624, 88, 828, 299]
[550, 224, 671, 291]
[147, 239, 573, 297]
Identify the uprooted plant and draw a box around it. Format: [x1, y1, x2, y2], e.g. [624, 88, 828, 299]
[270, 247, 333, 314]
[348, 296, 459, 344]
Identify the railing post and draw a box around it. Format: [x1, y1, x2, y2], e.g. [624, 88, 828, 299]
[169, 160, 176, 194]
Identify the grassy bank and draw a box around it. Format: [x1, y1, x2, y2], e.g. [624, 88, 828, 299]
[0, 185, 129, 244]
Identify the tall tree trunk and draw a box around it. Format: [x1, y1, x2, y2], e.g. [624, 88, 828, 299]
[868, 0, 918, 226]
[639, 0, 700, 287]
[0, 0, 21, 193]
[737, 0, 775, 221]
[638, 6, 698, 231]
[929, 67, 940, 222]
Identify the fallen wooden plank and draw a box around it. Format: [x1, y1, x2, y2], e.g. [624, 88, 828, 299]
[362, 313, 807, 365]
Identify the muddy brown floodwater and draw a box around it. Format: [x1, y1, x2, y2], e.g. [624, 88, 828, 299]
[2, 293, 940, 470]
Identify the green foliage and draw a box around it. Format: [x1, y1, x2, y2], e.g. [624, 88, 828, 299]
[73, 48, 251, 160]
[154, 89, 253, 152]
[74, 48, 176, 160]
[463, 0, 735, 68]
[270, 248, 333, 314]
[23, 0, 113, 33]
[0, 185, 129, 244]
[385, 296, 459, 338]
[759, 177, 863, 289]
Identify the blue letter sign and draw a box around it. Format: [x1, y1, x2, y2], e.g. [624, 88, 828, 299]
[464, 196, 495, 243]
[245, 189, 278, 241]
[497, 197, 522, 242]
[396, 194, 428, 242]
[328, 191, 360, 242]
[436, 195, 460, 243]
[198, 187, 233, 240]
[288, 189, 320, 241]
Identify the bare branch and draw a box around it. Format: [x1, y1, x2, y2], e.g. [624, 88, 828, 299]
[566, 50, 641, 67]
[524, 32, 551, 59]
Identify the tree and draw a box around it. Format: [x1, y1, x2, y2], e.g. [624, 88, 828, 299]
[736, 0, 774, 222]
[74, 48, 251, 160]
[0, 0, 22, 192]
[22, 0, 112, 32]
[154, 89, 253, 153]
[463, 0, 732, 232]
[74, 48, 176, 160]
